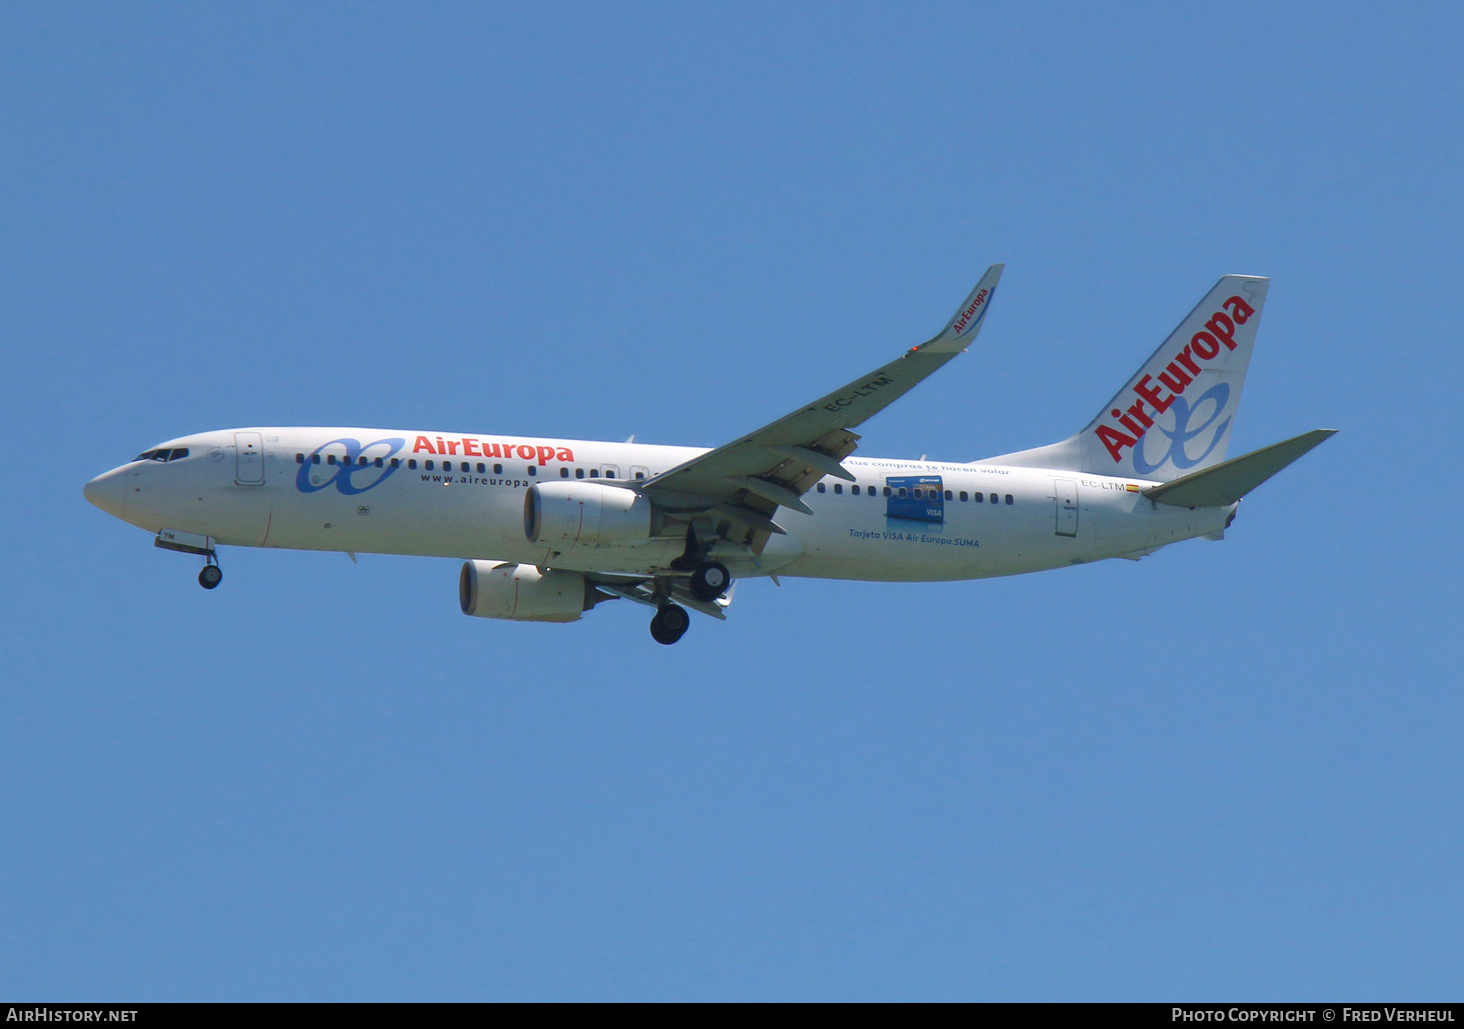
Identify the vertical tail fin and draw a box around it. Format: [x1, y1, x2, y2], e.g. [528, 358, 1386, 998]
[980, 275, 1270, 481]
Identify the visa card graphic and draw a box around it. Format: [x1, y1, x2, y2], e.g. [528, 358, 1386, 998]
[885, 475, 944, 523]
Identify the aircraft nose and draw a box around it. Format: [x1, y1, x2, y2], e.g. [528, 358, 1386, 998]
[84, 467, 129, 519]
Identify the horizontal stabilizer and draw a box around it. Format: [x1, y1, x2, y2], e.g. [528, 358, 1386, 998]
[1143, 429, 1335, 508]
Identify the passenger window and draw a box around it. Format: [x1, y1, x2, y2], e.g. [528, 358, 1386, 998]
[603, 467, 617, 479]
[375, 457, 384, 467]
[589, 469, 598, 478]
[408, 459, 417, 469]
[883, 486, 892, 497]
[631, 466, 648, 481]
[359, 456, 369, 466]
[560, 467, 569, 478]
[312, 454, 321, 464]
[975, 492, 983, 503]
[817, 482, 826, 493]
[295, 453, 304, 464]
[576, 468, 585, 479]
[528, 466, 536, 476]
[959, 491, 968, 501]
[390, 458, 399, 468]
[990, 493, 998, 504]
[944, 490, 953, 501]
[850, 485, 860, 495]
[476, 462, 484, 473]
[494, 464, 503, 475]
[1005, 494, 1014, 505]
[898, 487, 907, 497]
[327, 454, 337, 465]
[426, 460, 435, 470]
[833, 483, 843, 494]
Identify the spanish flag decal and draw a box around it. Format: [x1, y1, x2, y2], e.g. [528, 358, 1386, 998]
[1125, 483, 1141, 492]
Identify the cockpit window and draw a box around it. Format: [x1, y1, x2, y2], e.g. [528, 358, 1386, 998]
[133, 448, 189, 463]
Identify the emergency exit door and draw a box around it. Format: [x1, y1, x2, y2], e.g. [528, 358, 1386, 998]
[1054, 478, 1078, 537]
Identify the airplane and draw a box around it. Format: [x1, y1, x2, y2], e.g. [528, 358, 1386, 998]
[84, 265, 1335, 644]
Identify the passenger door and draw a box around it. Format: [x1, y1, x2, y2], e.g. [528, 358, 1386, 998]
[235, 431, 265, 485]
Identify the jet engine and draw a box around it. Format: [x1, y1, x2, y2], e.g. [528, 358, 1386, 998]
[523, 481, 653, 548]
[459, 560, 591, 622]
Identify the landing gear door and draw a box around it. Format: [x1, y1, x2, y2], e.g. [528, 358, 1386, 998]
[235, 431, 265, 485]
[1054, 478, 1078, 537]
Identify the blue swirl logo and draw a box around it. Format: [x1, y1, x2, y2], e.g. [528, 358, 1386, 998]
[296, 437, 406, 495]
[1132, 384, 1231, 476]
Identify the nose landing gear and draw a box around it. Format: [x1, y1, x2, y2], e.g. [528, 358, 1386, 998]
[198, 555, 223, 590]
[154, 530, 223, 590]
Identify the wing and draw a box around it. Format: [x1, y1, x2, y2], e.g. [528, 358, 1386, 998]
[636, 264, 1005, 553]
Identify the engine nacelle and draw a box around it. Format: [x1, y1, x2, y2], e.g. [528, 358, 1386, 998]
[524, 481, 653, 548]
[459, 560, 589, 622]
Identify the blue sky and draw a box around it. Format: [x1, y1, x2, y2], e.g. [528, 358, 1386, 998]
[2, 1, 1461, 1000]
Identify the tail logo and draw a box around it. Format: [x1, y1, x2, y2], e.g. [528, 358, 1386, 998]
[1130, 384, 1231, 475]
[1094, 295, 1254, 464]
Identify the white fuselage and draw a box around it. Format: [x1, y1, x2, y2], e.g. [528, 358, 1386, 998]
[85, 426, 1234, 582]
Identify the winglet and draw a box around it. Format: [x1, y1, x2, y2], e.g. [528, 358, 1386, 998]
[918, 263, 1005, 354]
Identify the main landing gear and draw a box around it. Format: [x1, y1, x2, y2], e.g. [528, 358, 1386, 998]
[646, 560, 731, 645]
[652, 528, 732, 644]
[650, 603, 690, 645]
[671, 528, 731, 599]
[198, 554, 223, 590]
[689, 561, 730, 603]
